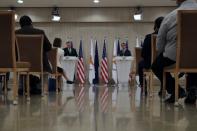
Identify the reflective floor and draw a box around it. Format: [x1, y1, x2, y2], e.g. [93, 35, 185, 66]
[0, 84, 197, 131]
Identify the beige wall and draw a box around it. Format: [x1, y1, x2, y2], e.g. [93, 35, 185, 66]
[13, 7, 175, 22]
[10, 7, 175, 81]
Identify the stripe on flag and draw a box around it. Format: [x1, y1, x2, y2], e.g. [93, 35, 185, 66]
[77, 40, 85, 84]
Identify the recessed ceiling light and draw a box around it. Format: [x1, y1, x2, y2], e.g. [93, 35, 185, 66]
[93, 0, 100, 4]
[134, 14, 142, 21]
[52, 15, 61, 22]
[17, 0, 24, 4]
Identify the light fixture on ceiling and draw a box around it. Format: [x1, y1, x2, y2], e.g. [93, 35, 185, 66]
[133, 7, 143, 21]
[17, 0, 24, 4]
[93, 0, 100, 4]
[52, 7, 61, 22]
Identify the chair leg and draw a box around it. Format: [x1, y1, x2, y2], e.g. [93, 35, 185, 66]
[13, 71, 18, 105]
[162, 72, 166, 99]
[26, 73, 30, 101]
[59, 77, 63, 91]
[23, 75, 25, 96]
[41, 73, 44, 97]
[4, 75, 7, 95]
[147, 74, 150, 95]
[45, 74, 49, 95]
[143, 74, 146, 95]
[56, 76, 59, 94]
[185, 74, 188, 91]
[149, 73, 153, 97]
[174, 73, 179, 106]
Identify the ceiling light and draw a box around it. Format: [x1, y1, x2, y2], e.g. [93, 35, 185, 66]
[134, 14, 142, 21]
[52, 7, 61, 22]
[133, 7, 143, 21]
[17, 0, 24, 4]
[52, 15, 61, 22]
[93, 0, 100, 4]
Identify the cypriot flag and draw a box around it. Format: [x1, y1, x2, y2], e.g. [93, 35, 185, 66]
[112, 39, 118, 84]
[89, 39, 95, 84]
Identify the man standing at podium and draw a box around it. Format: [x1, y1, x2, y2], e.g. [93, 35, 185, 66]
[119, 42, 132, 56]
[63, 41, 78, 57]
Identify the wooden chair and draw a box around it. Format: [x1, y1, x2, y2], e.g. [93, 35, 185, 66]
[134, 35, 157, 96]
[16, 35, 47, 96]
[0, 11, 30, 104]
[48, 48, 62, 94]
[163, 10, 197, 105]
[134, 47, 143, 75]
[143, 34, 157, 96]
[134, 47, 142, 87]
[0, 73, 7, 93]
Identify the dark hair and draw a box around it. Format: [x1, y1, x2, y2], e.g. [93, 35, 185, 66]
[19, 15, 32, 27]
[154, 16, 164, 32]
[53, 38, 62, 48]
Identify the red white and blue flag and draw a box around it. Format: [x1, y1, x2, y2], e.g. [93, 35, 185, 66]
[77, 40, 85, 84]
[100, 40, 109, 84]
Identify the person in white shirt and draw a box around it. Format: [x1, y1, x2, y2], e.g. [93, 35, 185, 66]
[151, 0, 197, 103]
[53, 38, 73, 84]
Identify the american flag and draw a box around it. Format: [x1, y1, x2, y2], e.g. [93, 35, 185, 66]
[77, 40, 85, 84]
[100, 87, 109, 113]
[76, 86, 85, 112]
[101, 40, 109, 84]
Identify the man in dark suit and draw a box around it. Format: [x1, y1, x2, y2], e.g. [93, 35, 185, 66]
[15, 15, 52, 94]
[119, 42, 131, 56]
[138, 17, 164, 95]
[15, 15, 52, 73]
[63, 41, 78, 57]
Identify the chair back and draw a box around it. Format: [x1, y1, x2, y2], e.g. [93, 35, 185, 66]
[177, 10, 197, 70]
[151, 34, 157, 64]
[135, 47, 142, 74]
[48, 48, 58, 74]
[0, 11, 15, 69]
[16, 35, 43, 72]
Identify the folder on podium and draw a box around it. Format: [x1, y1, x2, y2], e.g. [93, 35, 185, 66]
[114, 56, 134, 84]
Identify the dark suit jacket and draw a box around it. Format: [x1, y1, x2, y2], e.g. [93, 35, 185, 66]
[63, 48, 78, 57]
[15, 25, 52, 73]
[119, 49, 132, 56]
[141, 32, 156, 69]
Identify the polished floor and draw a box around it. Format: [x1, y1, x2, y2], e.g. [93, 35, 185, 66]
[0, 83, 197, 131]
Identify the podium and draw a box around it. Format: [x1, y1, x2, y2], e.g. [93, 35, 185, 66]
[115, 56, 134, 84]
[61, 56, 78, 81]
